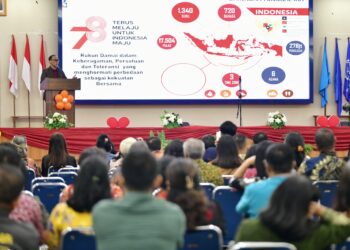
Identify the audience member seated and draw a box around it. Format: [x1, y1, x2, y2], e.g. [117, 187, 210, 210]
[201, 134, 216, 150]
[236, 143, 293, 218]
[219, 120, 237, 137]
[12, 135, 39, 176]
[212, 135, 242, 175]
[0, 163, 39, 250]
[298, 128, 344, 181]
[48, 156, 111, 249]
[334, 164, 350, 215]
[146, 136, 163, 159]
[252, 132, 268, 144]
[183, 139, 223, 186]
[284, 132, 307, 170]
[96, 133, 117, 161]
[41, 133, 77, 177]
[167, 158, 226, 233]
[110, 137, 136, 169]
[235, 175, 350, 250]
[203, 147, 217, 163]
[234, 133, 250, 160]
[164, 139, 184, 157]
[60, 147, 109, 202]
[0, 143, 47, 244]
[155, 155, 175, 199]
[93, 149, 186, 250]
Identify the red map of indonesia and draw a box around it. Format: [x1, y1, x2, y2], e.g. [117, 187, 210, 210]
[184, 33, 283, 60]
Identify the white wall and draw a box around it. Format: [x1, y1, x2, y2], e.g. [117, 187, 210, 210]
[0, 0, 349, 128]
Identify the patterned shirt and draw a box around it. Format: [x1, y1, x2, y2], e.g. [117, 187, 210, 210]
[9, 193, 45, 243]
[194, 159, 224, 186]
[48, 202, 92, 249]
[298, 152, 345, 181]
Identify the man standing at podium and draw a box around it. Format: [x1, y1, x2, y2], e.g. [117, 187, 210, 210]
[40, 54, 67, 83]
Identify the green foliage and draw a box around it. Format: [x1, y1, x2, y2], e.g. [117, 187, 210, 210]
[44, 112, 73, 130]
[149, 130, 169, 149]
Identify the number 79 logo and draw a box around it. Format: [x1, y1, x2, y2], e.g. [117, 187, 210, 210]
[70, 16, 107, 49]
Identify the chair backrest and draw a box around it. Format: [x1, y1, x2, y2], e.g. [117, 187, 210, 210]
[213, 186, 242, 246]
[32, 182, 67, 213]
[222, 175, 233, 186]
[61, 228, 96, 250]
[49, 172, 78, 185]
[32, 177, 65, 187]
[231, 242, 297, 250]
[25, 168, 36, 191]
[59, 166, 79, 173]
[332, 237, 350, 250]
[181, 225, 223, 250]
[313, 180, 339, 208]
[200, 183, 216, 200]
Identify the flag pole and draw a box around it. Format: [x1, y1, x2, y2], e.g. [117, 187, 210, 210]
[27, 91, 31, 128]
[13, 96, 16, 128]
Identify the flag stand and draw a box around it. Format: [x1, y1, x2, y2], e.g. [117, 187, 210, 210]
[27, 91, 31, 128]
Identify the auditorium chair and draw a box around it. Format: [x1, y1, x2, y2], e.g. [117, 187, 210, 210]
[32, 177, 65, 187]
[222, 175, 233, 185]
[230, 242, 297, 250]
[313, 180, 339, 208]
[58, 166, 79, 173]
[200, 182, 216, 200]
[25, 168, 36, 191]
[332, 237, 350, 250]
[61, 228, 96, 250]
[32, 182, 67, 213]
[49, 171, 78, 185]
[181, 225, 223, 250]
[213, 186, 243, 246]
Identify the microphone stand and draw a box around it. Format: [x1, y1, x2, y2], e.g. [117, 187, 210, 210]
[236, 76, 243, 126]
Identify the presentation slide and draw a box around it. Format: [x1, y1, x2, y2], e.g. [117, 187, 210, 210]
[59, 0, 312, 104]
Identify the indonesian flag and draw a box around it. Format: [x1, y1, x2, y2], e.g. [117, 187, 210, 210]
[38, 35, 46, 95]
[8, 35, 18, 97]
[22, 34, 31, 92]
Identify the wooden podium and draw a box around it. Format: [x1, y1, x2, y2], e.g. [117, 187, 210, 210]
[41, 78, 81, 126]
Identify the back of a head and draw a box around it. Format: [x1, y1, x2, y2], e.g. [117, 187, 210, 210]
[219, 121, 237, 136]
[260, 175, 319, 241]
[122, 149, 158, 191]
[334, 164, 350, 212]
[48, 133, 68, 167]
[146, 136, 161, 151]
[213, 135, 241, 168]
[284, 132, 305, 168]
[0, 142, 27, 180]
[158, 155, 175, 189]
[78, 147, 108, 166]
[183, 139, 205, 160]
[233, 133, 247, 151]
[201, 134, 216, 150]
[68, 156, 111, 212]
[96, 134, 114, 153]
[119, 137, 137, 156]
[164, 139, 184, 157]
[0, 164, 24, 205]
[253, 132, 268, 144]
[315, 128, 335, 153]
[166, 158, 205, 230]
[166, 158, 201, 194]
[265, 143, 294, 174]
[255, 141, 274, 178]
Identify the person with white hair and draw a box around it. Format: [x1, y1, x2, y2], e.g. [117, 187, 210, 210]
[183, 138, 223, 186]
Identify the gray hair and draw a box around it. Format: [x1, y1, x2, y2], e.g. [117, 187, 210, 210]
[183, 138, 205, 160]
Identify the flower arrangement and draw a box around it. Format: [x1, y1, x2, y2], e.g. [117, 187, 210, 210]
[267, 111, 287, 129]
[44, 112, 73, 130]
[160, 111, 183, 129]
